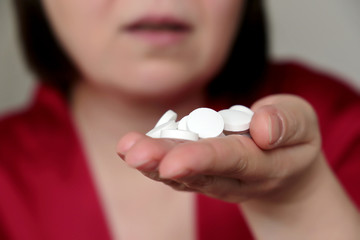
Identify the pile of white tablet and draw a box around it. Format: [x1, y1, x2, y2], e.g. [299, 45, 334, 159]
[146, 105, 254, 141]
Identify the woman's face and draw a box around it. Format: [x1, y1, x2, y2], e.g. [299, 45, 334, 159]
[42, 0, 244, 99]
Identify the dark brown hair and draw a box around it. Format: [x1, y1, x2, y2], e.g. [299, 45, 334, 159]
[13, 0, 268, 98]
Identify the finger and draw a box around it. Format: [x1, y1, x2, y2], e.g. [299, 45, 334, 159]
[178, 175, 249, 202]
[158, 135, 271, 180]
[119, 133, 182, 171]
[176, 174, 280, 202]
[141, 171, 197, 192]
[158, 133, 319, 183]
[250, 94, 321, 150]
[141, 168, 252, 200]
[117, 132, 144, 159]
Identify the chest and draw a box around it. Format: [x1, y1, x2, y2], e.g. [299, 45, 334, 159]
[88, 157, 196, 240]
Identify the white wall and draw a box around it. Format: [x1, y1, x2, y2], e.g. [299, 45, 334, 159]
[1, 0, 360, 114]
[0, 0, 34, 114]
[266, 0, 360, 90]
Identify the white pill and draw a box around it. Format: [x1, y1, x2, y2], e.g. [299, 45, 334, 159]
[218, 109, 252, 132]
[229, 105, 254, 116]
[155, 110, 177, 128]
[177, 115, 189, 131]
[187, 108, 224, 138]
[160, 129, 199, 141]
[146, 120, 177, 138]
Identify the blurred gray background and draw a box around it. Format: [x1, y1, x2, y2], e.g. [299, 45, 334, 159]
[1, 0, 360, 114]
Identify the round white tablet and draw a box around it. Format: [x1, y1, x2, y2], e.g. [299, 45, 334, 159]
[187, 108, 224, 138]
[155, 110, 177, 128]
[177, 115, 189, 131]
[160, 129, 199, 141]
[229, 105, 254, 116]
[218, 109, 252, 132]
[146, 120, 177, 138]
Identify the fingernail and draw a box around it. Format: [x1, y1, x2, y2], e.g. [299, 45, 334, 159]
[117, 139, 137, 158]
[127, 157, 151, 169]
[269, 112, 283, 145]
[118, 152, 125, 160]
[137, 160, 158, 171]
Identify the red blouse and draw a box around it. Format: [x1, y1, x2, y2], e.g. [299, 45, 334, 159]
[1, 62, 359, 239]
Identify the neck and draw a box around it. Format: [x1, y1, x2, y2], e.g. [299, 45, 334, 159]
[70, 81, 199, 240]
[70, 81, 206, 156]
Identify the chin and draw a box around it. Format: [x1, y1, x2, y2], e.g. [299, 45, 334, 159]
[127, 65, 201, 98]
[127, 81, 192, 102]
[96, 61, 210, 102]
[123, 77, 202, 103]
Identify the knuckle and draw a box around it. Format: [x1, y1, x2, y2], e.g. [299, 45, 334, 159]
[230, 137, 249, 176]
[183, 175, 214, 189]
[142, 171, 161, 181]
[206, 136, 250, 177]
[263, 179, 283, 193]
[167, 181, 196, 192]
[212, 189, 234, 201]
[200, 141, 218, 170]
[250, 179, 283, 197]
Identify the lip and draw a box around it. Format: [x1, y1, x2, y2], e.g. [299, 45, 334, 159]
[123, 15, 192, 46]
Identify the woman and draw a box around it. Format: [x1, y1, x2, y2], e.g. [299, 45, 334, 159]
[1, 0, 359, 239]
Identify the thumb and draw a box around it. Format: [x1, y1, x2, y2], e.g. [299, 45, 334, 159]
[250, 94, 321, 150]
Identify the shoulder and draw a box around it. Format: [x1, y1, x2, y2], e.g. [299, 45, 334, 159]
[0, 98, 55, 197]
[0, 85, 77, 176]
[266, 61, 360, 156]
[0, 86, 111, 239]
[0, 107, 42, 233]
[0, 107, 36, 164]
[265, 61, 360, 204]
[265, 61, 359, 106]
[265, 61, 360, 127]
[265, 62, 360, 140]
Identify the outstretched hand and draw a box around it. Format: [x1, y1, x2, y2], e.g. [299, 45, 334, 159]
[117, 94, 323, 203]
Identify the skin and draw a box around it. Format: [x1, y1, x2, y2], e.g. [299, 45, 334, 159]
[42, 0, 243, 101]
[42, 0, 360, 239]
[118, 95, 360, 239]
